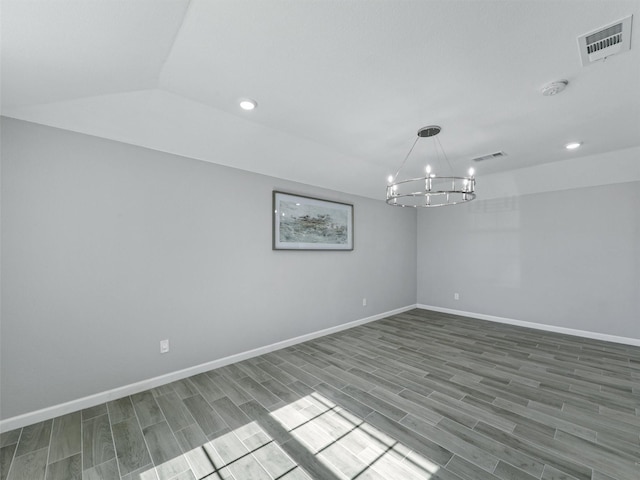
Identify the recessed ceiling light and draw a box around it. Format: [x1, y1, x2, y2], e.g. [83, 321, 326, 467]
[239, 99, 257, 111]
[565, 142, 582, 150]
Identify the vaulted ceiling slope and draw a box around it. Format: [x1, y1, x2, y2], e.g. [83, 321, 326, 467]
[2, 1, 639, 199]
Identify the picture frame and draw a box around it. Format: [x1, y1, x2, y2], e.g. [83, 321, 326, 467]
[273, 191, 354, 251]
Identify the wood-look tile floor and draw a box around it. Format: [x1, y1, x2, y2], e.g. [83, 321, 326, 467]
[1, 309, 639, 480]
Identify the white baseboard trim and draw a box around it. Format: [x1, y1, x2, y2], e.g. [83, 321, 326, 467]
[0, 304, 417, 432]
[417, 304, 640, 347]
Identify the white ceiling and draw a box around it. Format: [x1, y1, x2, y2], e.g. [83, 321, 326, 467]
[2, 0, 639, 200]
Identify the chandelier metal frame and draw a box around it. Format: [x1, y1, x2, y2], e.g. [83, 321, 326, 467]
[386, 126, 476, 208]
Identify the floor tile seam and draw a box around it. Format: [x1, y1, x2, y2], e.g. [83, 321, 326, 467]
[573, 360, 636, 375]
[515, 423, 639, 471]
[435, 373, 532, 403]
[540, 463, 589, 480]
[15, 446, 52, 480]
[537, 387, 638, 413]
[558, 403, 640, 432]
[217, 371, 255, 406]
[504, 365, 624, 391]
[594, 435, 640, 459]
[476, 379, 585, 412]
[474, 423, 599, 480]
[47, 446, 82, 467]
[421, 358, 508, 379]
[590, 403, 640, 420]
[436, 399, 514, 434]
[367, 388, 444, 426]
[2, 426, 24, 479]
[180, 436, 218, 478]
[40, 415, 56, 480]
[435, 416, 545, 475]
[314, 442, 371, 477]
[577, 352, 637, 363]
[441, 453, 499, 479]
[288, 406, 340, 435]
[554, 429, 640, 464]
[598, 386, 638, 398]
[126, 397, 156, 478]
[187, 385, 235, 434]
[312, 421, 364, 457]
[561, 374, 637, 391]
[532, 406, 640, 438]
[396, 453, 446, 480]
[210, 436, 277, 476]
[128, 404, 158, 478]
[491, 399, 595, 438]
[547, 442, 640, 478]
[398, 415, 499, 472]
[191, 375, 227, 405]
[105, 400, 125, 479]
[339, 385, 409, 422]
[82, 456, 118, 475]
[595, 430, 640, 446]
[488, 458, 538, 480]
[156, 395, 199, 434]
[350, 441, 400, 480]
[353, 371, 406, 395]
[80, 406, 106, 423]
[147, 415, 196, 479]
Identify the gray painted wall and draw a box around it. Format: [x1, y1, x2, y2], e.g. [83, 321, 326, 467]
[1, 118, 417, 419]
[417, 184, 640, 339]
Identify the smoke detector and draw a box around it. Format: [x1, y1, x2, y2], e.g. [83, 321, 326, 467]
[541, 80, 568, 96]
[578, 15, 633, 66]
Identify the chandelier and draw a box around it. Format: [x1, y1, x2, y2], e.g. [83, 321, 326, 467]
[386, 126, 476, 207]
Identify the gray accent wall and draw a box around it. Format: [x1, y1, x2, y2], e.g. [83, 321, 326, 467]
[417, 184, 640, 339]
[1, 118, 417, 419]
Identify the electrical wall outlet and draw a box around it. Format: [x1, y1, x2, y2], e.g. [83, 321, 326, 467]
[362, 298, 367, 306]
[160, 339, 169, 354]
[454, 293, 460, 300]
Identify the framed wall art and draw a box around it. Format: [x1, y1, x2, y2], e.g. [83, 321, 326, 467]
[272, 191, 354, 250]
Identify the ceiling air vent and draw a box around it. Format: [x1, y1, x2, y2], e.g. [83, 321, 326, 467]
[472, 151, 507, 162]
[578, 15, 633, 66]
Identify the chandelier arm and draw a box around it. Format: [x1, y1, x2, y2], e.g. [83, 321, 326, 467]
[392, 136, 420, 180]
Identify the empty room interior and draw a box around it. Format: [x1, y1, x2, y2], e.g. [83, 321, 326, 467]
[1, 1, 639, 480]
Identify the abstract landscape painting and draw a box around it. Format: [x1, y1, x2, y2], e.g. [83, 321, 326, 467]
[273, 192, 354, 250]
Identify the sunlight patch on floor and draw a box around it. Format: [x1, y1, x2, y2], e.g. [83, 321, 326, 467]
[273, 393, 440, 479]
[138, 392, 439, 479]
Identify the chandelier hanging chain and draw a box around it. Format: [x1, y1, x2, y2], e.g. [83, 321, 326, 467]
[392, 135, 420, 181]
[435, 135, 455, 176]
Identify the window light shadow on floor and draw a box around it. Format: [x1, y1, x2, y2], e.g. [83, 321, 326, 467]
[139, 391, 440, 480]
